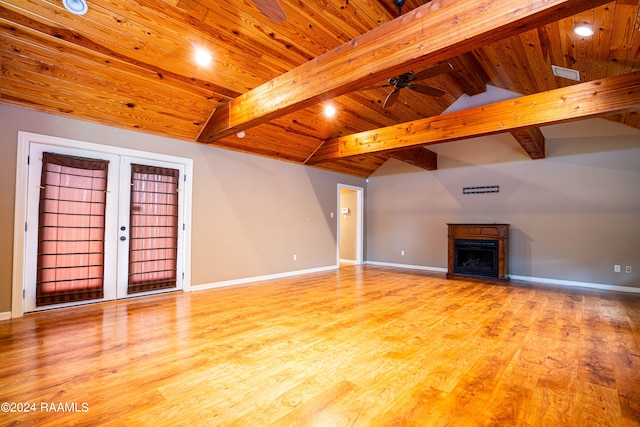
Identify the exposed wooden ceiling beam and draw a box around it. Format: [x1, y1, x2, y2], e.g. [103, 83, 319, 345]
[197, 0, 611, 144]
[306, 72, 640, 163]
[510, 128, 546, 159]
[388, 148, 438, 171]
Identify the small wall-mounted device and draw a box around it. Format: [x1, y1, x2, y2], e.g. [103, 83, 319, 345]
[341, 207, 349, 214]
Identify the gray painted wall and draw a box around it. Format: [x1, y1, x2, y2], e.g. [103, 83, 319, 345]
[1, 103, 639, 315]
[366, 125, 640, 288]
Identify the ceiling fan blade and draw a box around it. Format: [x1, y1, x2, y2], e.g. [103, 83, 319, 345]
[410, 62, 454, 82]
[409, 84, 446, 97]
[252, 0, 287, 24]
[383, 88, 400, 108]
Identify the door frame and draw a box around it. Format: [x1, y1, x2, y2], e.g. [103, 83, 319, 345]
[12, 132, 193, 318]
[336, 183, 364, 265]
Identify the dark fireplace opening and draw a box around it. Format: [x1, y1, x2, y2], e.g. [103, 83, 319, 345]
[453, 239, 498, 278]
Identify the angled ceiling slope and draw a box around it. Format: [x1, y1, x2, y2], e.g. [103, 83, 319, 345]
[197, 0, 638, 175]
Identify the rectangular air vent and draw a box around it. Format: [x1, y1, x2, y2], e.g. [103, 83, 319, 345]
[463, 186, 499, 194]
[551, 65, 581, 81]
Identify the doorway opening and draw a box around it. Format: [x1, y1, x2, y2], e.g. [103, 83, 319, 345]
[337, 184, 364, 265]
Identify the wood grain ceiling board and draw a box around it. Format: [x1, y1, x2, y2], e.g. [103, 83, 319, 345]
[1, 0, 639, 177]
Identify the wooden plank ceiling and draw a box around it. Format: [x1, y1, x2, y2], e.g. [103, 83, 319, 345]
[1, 0, 639, 177]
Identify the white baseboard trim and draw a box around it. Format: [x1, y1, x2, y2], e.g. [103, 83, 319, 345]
[191, 265, 338, 292]
[339, 259, 357, 264]
[365, 261, 448, 273]
[365, 262, 640, 294]
[0, 311, 12, 321]
[190, 263, 640, 295]
[509, 275, 640, 294]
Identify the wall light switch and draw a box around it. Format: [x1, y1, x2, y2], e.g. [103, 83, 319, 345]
[614, 265, 621, 273]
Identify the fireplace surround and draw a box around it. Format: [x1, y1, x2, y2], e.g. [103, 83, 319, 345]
[447, 224, 509, 282]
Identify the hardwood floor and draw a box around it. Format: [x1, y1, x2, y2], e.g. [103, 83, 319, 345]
[1, 265, 639, 426]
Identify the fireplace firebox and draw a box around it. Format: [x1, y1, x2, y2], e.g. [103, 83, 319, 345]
[447, 224, 509, 282]
[454, 239, 498, 277]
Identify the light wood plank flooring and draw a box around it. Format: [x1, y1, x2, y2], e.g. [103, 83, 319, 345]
[1, 265, 639, 426]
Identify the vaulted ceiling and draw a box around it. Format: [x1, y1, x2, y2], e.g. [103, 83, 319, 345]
[2, 0, 639, 177]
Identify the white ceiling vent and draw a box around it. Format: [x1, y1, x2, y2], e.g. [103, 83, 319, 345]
[551, 65, 581, 82]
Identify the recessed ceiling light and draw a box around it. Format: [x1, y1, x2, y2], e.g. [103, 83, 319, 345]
[194, 48, 212, 66]
[62, 0, 88, 15]
[551, 65, 581, 81]
[324, 105, 336, 117]
[574, 25, 594, 37]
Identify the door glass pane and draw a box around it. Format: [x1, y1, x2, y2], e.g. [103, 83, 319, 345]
[36, 152, 109, 306]
[127, 164, 180, 294]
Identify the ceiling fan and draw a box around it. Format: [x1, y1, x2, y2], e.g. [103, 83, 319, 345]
[361, 62, 454, 108]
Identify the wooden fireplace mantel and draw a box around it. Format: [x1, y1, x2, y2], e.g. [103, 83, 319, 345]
[447, 223, 510, 282]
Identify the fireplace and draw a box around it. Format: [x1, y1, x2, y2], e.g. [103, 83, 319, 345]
[447, 224, 509, 282]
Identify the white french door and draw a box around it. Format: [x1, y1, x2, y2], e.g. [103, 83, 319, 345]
[23, 141, 187, 312]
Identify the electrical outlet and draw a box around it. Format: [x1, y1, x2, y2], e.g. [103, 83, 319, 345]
[614, 265, 621, 273]
[626, 266, 632, 273]
[401, 250, 405, 256]
[293, 254, 297, 261]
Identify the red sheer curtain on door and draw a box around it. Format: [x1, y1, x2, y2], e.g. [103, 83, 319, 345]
[127, 164, 180, 294]
[36, 152, 109, 306]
